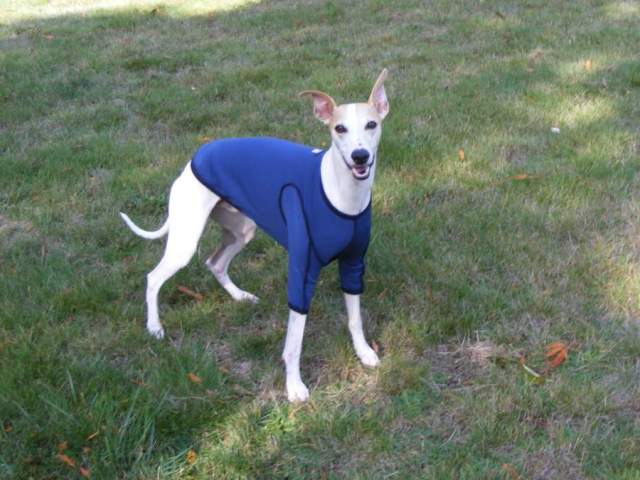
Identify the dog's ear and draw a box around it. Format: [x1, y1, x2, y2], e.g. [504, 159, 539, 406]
[299, 90, 336, 125]
[368, 69, 389, 120]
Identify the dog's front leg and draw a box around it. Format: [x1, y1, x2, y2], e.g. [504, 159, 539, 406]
[344, 293, 380, 367]
[282, 309, 309, 402]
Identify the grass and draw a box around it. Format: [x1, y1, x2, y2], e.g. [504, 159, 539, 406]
[1, 0, 640, 477]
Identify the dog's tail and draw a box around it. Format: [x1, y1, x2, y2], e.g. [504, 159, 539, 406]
[119, 212, 169, 240]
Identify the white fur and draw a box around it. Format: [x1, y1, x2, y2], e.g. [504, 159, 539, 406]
[120, 70, 389, 401]
[282, 310, 309, 402]
[344, 293, 379, 367]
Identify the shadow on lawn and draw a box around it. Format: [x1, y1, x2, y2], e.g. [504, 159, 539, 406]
[1, 0, 639, 477]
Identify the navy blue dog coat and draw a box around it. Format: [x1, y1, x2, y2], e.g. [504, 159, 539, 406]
[190, 137, 371, 314]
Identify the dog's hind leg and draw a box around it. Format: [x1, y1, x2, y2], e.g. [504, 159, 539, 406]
[145, 165, 219, 338]
[206, 203, 258, 303]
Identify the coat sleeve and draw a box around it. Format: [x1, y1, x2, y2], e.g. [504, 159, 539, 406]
[280, 186, 320, 314]
[338, 215, 370, 295]
[338, 253, 366, 295]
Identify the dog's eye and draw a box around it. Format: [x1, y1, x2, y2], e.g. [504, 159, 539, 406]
[334, 124, 347, 134]
[365, 121, 377, 130]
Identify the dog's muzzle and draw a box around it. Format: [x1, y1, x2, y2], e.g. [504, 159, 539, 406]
[350, 149, 373, 180]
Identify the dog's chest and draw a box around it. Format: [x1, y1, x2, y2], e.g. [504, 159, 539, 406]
[303, 195, 371, 265]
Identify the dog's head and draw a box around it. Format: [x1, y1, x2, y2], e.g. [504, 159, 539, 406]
[300, 69, 389, 181]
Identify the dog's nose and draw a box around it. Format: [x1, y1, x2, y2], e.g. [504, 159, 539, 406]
[351, 149, 370, 165]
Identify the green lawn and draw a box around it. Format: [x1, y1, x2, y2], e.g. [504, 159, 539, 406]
[1, 0, 640, 478]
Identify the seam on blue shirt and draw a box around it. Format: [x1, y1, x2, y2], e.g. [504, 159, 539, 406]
[280, 184, 316, 313]
[278, 183, 326, 265]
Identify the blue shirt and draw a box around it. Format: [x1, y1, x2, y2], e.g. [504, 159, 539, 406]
[190, 137, 371, 314]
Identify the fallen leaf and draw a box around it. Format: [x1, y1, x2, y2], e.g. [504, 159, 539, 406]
[502, 463, 521, 480]
[218, 366, 230, 374]
[43, 34, 55, 40]
[511, 174, 536, 181]
[56, 453, 76, 468]
[82, 446, 91, 454]
[458, 148, 465, 161]
[3, 421, 12, 433]
[545, 341, 566, 357]
[86, 431, 99, 441]
[186, 449, 197, 464]
[187, 373, 202, 384]
[585, 59, 592, 71]
[426, 284, 435, 303]
[57, 441, 68, 452]
[199, 135, 213, 143]
[177, 285, 204, 301]
[545, 341, 568, 369]
[79, 466, 91, 478]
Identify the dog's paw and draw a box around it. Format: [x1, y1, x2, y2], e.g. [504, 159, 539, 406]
[357, 347, 380, 367]
[147, 325, 165, 339]
[286, 380, 310, 402]
[238, 291, 260, 304]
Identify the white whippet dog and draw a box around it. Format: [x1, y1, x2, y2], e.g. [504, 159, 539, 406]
[120, 70, 389, 401]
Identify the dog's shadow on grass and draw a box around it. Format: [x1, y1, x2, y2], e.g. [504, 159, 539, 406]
[2, 0, 640, 477]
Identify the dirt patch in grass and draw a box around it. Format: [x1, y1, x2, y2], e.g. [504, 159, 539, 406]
[424, 338, 511, 388]
[0, 215, 35, 247]
[503, 145, 532, 167]
[525, 445, 585, 480]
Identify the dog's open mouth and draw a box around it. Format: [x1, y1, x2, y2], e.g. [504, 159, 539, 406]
[352, 165, 370, 180]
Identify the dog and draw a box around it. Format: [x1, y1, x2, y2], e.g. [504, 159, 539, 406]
[120, 69, 389, 401]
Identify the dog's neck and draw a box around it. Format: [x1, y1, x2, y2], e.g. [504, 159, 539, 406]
[320, 144, 373, 216]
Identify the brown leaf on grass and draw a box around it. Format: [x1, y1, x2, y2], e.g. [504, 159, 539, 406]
[186, 449, 197, 465]
[86, 431, 99, 441]
[585, 59, 592, 71]
[545, 341, 568, 369]
[43, 34, 55, 40]
[458, 148, 465, 161]
[187, 373, 202, 384]
[56, 453, 76, 468]
[501, 463, 521, 480]
[82, 446, 91, 454]
[57, 441, 68, 452]
[512, 173, 535, 181]
[426, 284, 435, 303]
[218, 366, 230, 374]
[3, 421, 12, 433]
[177, 285, 204, 301]
[79, 466, 91, 478]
